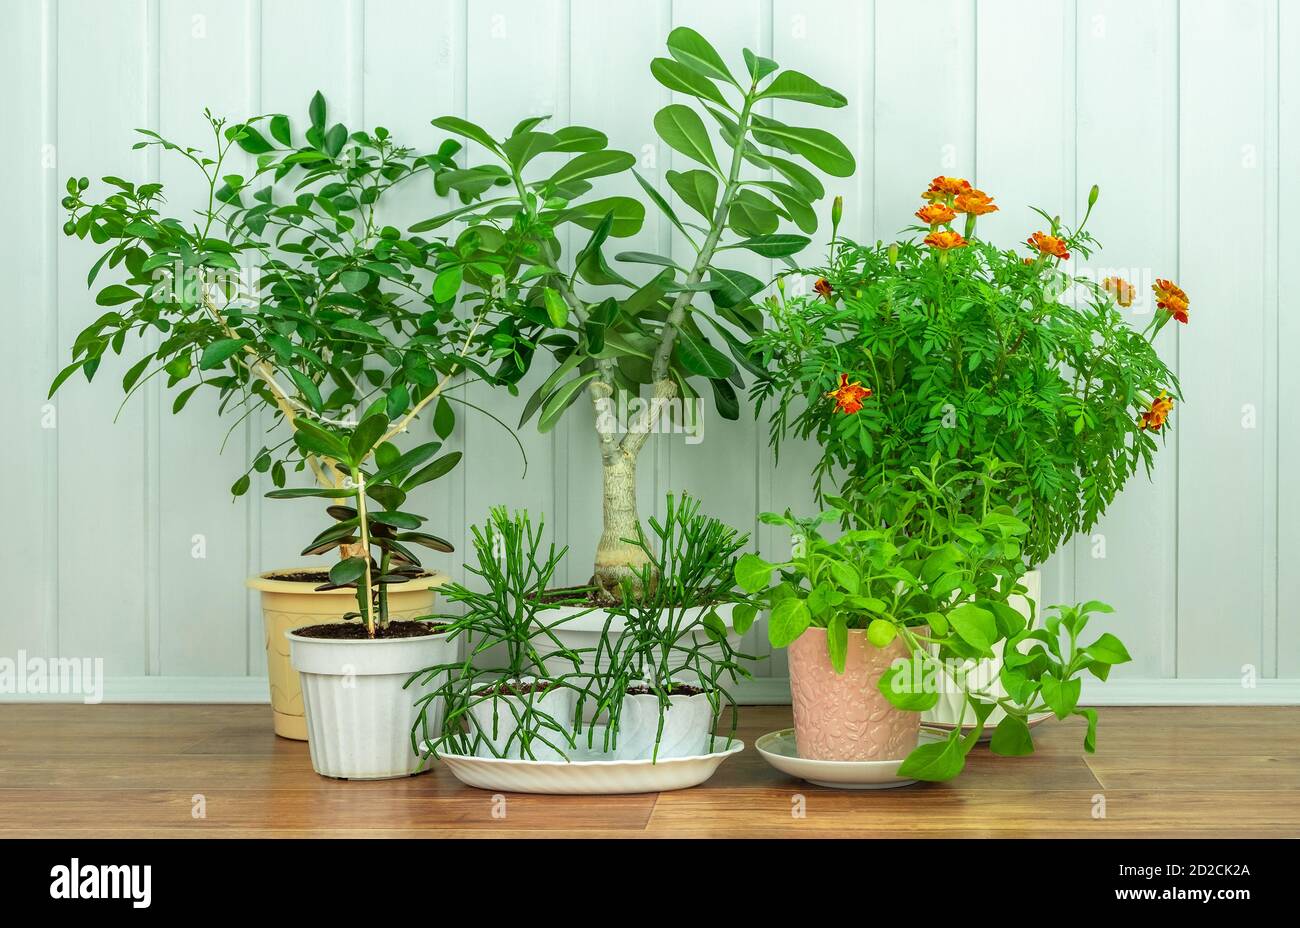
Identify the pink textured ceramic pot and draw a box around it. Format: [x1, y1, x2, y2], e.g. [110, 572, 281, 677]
[787, 625, 921, 762]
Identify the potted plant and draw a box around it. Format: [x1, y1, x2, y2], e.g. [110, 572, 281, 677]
[752, 179, 1184, 724]
[278, 414, 458, 779]
[594, 494, 755, 761]
[411, 29, 855, 653]
[737, 460, 1134, 781]
[411, 508, 591, 762]
[54, 92, 501, 738]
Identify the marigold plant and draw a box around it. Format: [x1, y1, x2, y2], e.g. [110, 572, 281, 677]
[752, 180, 1183, 565]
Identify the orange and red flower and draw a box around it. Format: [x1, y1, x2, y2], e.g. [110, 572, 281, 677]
[1137, 392, 1175, 431]
[916, 203, 957, 226]
[954, 189, 998, 216]
[1102, 276, 1135, 307]
[1153, 278, 1189, 324]
[827, 373, 872, 415]
[924, 230, 968, 250]
[1027, 231, 1070, 261]
[814, 277, 834, 301]
[922, 176, 972, 202]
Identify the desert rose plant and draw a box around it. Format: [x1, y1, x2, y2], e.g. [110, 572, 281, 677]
[752, 179, 1184, 564]
[53, 92, 497, 561]
[414, 28, 855, 599]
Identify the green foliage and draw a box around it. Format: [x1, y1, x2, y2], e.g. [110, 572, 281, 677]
[54, 94, 506, 500]
[751, 187, 1180, 565]
[411, 27, 854, 587]
[594, 495, 757, 759]
[739, 459, 1132, 781]
[267, 412, 457, 636]
[409, 509, 591, 761]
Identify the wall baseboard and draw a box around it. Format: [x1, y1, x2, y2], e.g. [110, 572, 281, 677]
[2, 675, 1299, 706]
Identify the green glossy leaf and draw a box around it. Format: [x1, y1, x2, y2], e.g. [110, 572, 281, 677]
[348, 413, 389, 464]
[403, 451, 463, 490]
[666, 26, 738, 87]
[878, 661, 939, 711]
[756, 70, 848, 107]
[558, 196, 645, 237]
[95, 285, 140, 307]
[543, 287, 569, 328]
[734, 553, 773, 593]
[768, 597, 811, 649]
[1083, 632, 1132, 666]
[650, 57, 729, 107]
[654, 105, 720, 172]
[948, 603, 997, 656]
[329, 556, 367, 586]
[431, 115, 500, 153]
[666, 168, 718, 221]
[724, 233, 811, 258]
[989, 715, 1035, 756]
[199, 339, 248, 371]
[309, 91, 326, 130]
[674, 329, 734, 379]
[750, 120, 855, 176]
[742, 48, 779, 82]
[538, 371, 599, 433]
[546, 150, 635, 189]
[896, 731, 967, 781]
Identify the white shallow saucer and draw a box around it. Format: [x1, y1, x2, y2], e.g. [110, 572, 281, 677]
[428, 737, 744, 795]
[755, 728, 946, 789]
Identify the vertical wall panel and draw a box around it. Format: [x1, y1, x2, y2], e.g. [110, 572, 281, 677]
[564, 0, 671, 587]
[976, 0, 1076, 610]
[875, 0, 975, 237]
[155, 0, 254, 676]
[461, 0, 564, 546]
[1177, 0, 1269, 677]
[763, 0, 875, 678]
[0, 0, 58, 658]
[54, 0, 150, 674]
[1072, 0, 1179, 678]
[1279, 0, 1300, 676]
[1, 0, 1295, 697]
[363, 0, 467, 586]
[255, 0, 358, 572]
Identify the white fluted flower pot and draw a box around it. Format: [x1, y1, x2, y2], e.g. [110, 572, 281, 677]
[288, 627, 457, 780]
[923, 569, 1041, 727]
[616, 691, 715, 761]
[467, 680, 578, 761]
[536, 602, 741, 677]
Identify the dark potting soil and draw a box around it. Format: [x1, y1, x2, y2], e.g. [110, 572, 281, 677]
[538, 586, 728, 609]
[626, 684, 705, 697]
[293, 621, 445, 640]
[269, 569, 435, 584]
[475, 680, 556, 697]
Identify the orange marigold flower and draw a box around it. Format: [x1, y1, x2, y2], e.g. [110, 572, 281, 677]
[1027, 231, 1070, 260]
[1137, 391, 1175, 431]
[826, 373, 872, 415]
[922, 176, 972, 202]
[924, 230, 967, 250]
[916, 203, 957, 225]
[814, 277, 834, 300]
[1153, 278, 1189, 323]
[953, 189, 998, 215]
[1102, 276, 1135, 307]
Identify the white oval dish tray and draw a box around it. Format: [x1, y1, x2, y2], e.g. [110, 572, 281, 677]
[427, 738, 744, 794]
[755, 728, 945, 789]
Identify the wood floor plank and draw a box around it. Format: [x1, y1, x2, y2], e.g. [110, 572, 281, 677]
[0, 704, 1294, 838]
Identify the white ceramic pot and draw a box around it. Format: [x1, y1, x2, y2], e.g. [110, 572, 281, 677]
[536, 602, 741, 677]
[467, 679, 578, 761]
[615, 690, 716, 761]
[288, 627, 457, 780]
[923, 569, 1041, 727]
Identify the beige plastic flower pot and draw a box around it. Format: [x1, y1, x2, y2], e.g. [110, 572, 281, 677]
[247, 569, 446, 739]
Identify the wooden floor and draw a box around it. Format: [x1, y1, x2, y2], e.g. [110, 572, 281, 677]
[0, 704, 1296, 838]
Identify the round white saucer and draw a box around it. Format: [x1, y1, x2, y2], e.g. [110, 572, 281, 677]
[755, 728, 944, 789]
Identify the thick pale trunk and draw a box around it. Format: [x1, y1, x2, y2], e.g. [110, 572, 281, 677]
[592, 452, 653, 601]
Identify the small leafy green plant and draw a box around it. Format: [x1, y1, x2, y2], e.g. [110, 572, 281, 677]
[410, 508, 590, 761]
[594, 494, 756, 758]
[737, 460, 1132, 780]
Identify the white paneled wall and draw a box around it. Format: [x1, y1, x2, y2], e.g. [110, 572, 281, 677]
[1, 0, 1295, 702]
